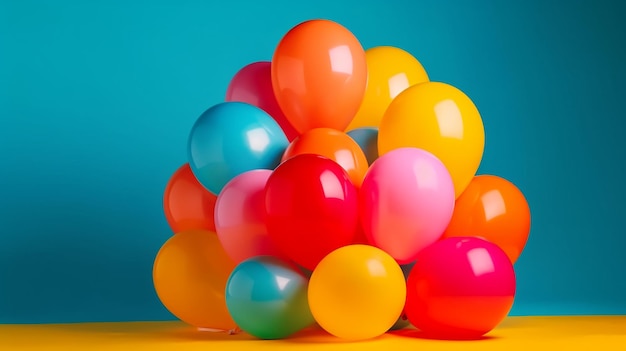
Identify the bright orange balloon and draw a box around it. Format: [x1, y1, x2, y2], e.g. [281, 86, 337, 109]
[271, 19, 367, 134]
[153, 230, 237, 330]
[442, 175, 531, 263]
[163, 163, 217, 233]
[281, 128, 369, 187]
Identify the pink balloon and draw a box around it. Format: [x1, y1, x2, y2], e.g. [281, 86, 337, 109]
[359, 147, 455, 264]
[405, 237, 516, 339]
[214, 169, 285, 263]
[226, 61, 299, 141]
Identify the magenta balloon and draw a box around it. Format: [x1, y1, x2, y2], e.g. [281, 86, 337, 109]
[214, 169, 286, 263]
[405, 237, 516, 339]
[226, 61, 299, 141]
[359, 147, 455, 264]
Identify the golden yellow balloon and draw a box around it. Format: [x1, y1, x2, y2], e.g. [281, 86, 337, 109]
[378, 81, 485, 198]
[152, 230, 237, 331]
[308, 245, 406, 340]
[346, 46, 429, 131]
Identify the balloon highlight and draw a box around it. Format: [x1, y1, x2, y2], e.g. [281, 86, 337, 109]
[156, 18, 531, 343]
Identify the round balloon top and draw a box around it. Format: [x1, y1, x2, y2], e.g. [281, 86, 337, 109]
[271, 19, 367, 134]
[187, 101, 289, 196]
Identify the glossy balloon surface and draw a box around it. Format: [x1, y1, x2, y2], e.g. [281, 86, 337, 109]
[152, 230, 237, 330]
[214, 170, 285, 263]
[226, 61, 299, 141]
[442, 174, 531, 263]
[378, 82, 485, 198]
[163, 163, 217, 233]
[308, 245, 406, 340]
[282, 128, 369, 187]
[346, 127, 379, 166]
[405, 237, 516, 339]
[188, 102, 288, 195]
[225, 256, 314, 339]
[360, 147, 455, 264]
[346, 46, 429, 131]
[265, 154, 359, 271]
[271, 19, 367, 134]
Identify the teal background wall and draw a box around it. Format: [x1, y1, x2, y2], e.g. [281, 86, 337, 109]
[1, 0, 625, 323]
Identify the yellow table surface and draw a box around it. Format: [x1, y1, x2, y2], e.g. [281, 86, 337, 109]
[1, 316, 624, 350]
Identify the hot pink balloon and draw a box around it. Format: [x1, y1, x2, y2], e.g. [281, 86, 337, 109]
[214, 169, 285, 263]
[405, 237, 516, 339]
[226, 61, 299, 141]
[359, 147, 455, 264]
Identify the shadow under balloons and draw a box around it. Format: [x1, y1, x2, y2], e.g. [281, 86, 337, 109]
[278, 324, 407, 344]
[389, 328, 498, 341]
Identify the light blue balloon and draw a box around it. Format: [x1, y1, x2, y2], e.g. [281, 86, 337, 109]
[225, 256, 315, 340]
[347, 127, 379, 165]
[187, 102, 289, 195]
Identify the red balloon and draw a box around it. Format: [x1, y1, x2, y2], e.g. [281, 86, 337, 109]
[163, 163, 217, 234]
[265, 154, 359, 271]
[226, 61, 299, 141]
[405, 237, 515, 339]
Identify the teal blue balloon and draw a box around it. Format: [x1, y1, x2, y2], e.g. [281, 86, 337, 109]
[188, 102, 289, 195]
[401, 261, 415, 280]
[347, 127, 379, 165]
[225, 256, 315, 339]
[389, 261, 416, 331]
[390, 315, 411, 331]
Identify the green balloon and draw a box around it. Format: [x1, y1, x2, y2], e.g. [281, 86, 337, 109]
[225, 256, 315, 339]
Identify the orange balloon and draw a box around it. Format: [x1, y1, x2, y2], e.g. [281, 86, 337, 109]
[163, 163, 217, 234]
[282, 128, 369, 187]
[152, 230, 237, 330]
[271, 19, 367, 134]
[441, 175, 531, 263]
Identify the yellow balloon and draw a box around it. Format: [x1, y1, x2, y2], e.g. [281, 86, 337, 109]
[378, 81, 485, 198]
[308, 244, 406, 340]
[152, 230, 237, 330]
[346, 46, 429, 131]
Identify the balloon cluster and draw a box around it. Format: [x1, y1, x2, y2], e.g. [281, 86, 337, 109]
[155, 19, 531, 341]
